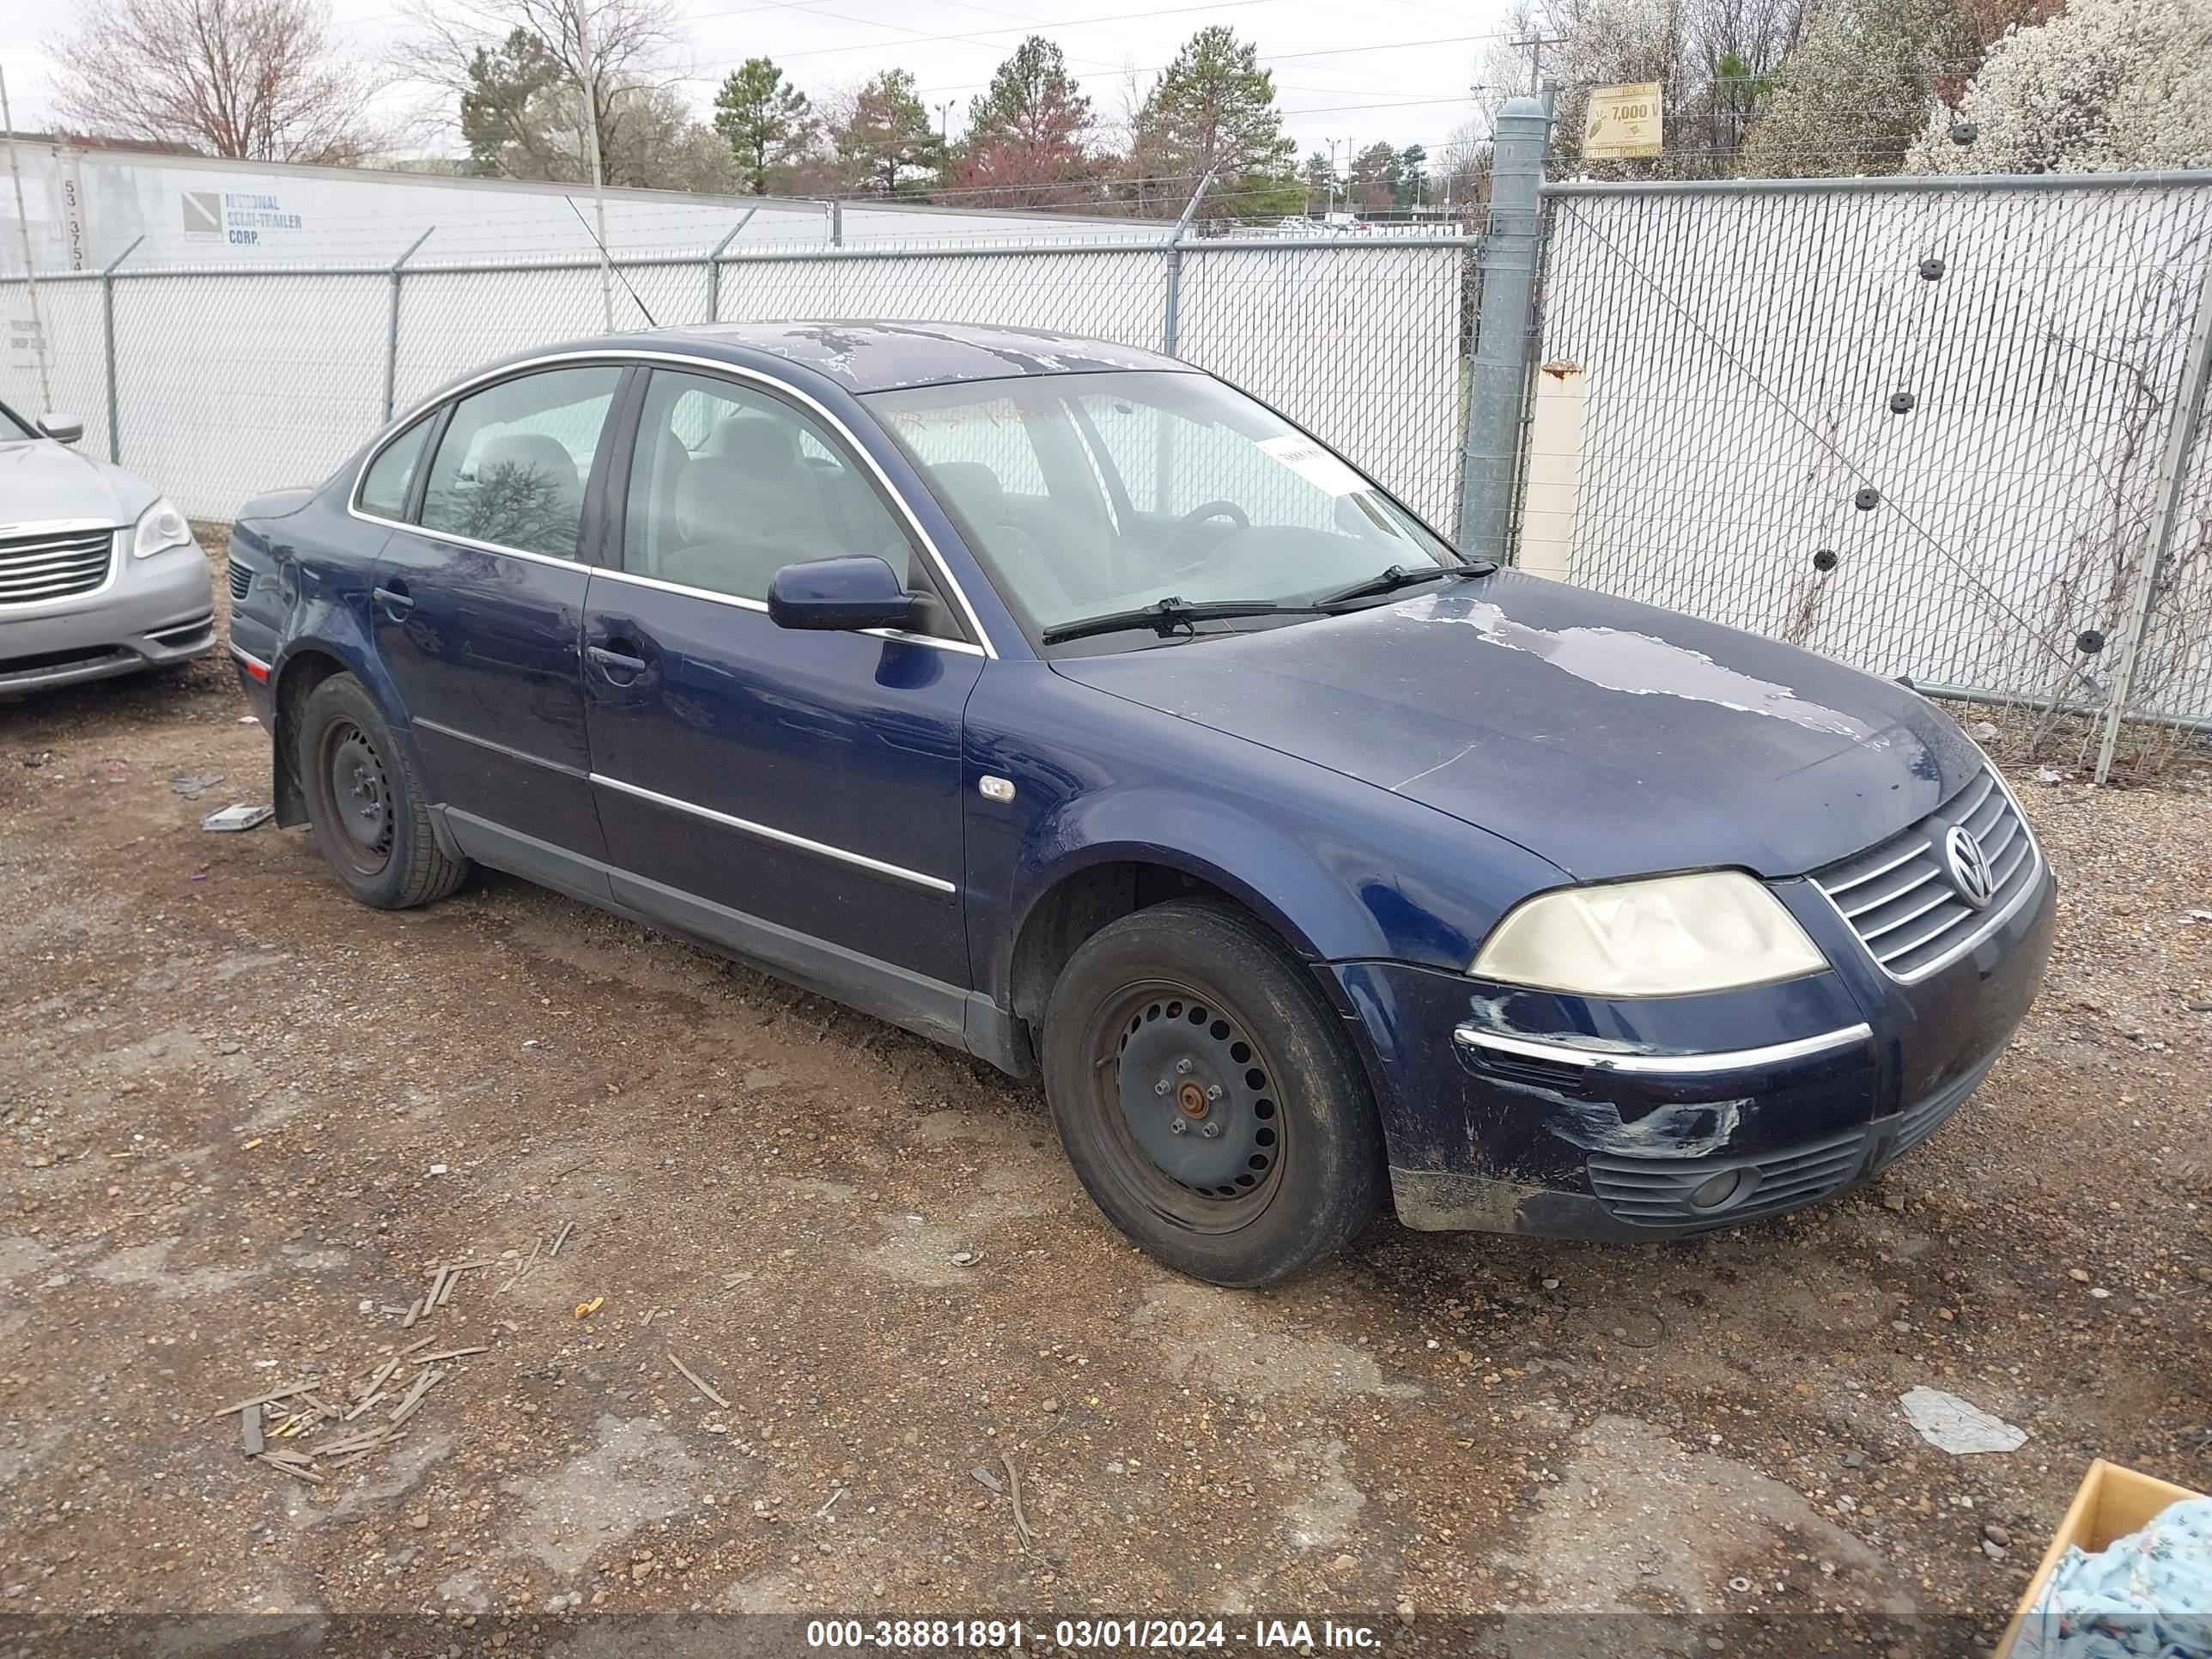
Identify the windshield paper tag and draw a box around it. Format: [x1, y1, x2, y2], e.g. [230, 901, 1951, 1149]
[1257, 434, 1367, 497]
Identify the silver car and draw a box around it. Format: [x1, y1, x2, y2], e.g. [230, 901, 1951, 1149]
[0, 401, 215, 694]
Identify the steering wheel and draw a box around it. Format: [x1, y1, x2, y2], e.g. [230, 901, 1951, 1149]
[1158, 500, 1251, 573]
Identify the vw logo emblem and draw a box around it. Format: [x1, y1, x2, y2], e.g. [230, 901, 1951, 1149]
[1942, 823, 1995, 909]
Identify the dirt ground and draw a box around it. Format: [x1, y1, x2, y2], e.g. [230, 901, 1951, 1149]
[2, 539, 2209, 1657]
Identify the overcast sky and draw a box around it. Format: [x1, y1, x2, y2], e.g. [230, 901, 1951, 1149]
[2, 0, 1528, 177]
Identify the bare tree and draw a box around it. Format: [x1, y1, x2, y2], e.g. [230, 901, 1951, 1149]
[398, 0, 682, 186]
[45, 0, 385, 163]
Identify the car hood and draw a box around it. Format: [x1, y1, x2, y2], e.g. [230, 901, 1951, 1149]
[1050, 574, 1984, 881]
[0, 437, 156, 531]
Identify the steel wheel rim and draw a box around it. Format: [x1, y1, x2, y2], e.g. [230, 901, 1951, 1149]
[1083, 975, 1287, 1234]
[318, 719, 393, 876]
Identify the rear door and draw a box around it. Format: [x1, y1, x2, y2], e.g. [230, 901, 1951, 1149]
[580, 366, 984, 1021]
[368, 363, 623, 868]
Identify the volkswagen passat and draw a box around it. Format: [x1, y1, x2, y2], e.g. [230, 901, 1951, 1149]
[227, 325, 2054, 1285]
[0, 400, 214, 692]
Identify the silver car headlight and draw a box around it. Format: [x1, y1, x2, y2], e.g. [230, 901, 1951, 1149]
[132, 497, 193, 559]
[1471, 871, 1827, 996]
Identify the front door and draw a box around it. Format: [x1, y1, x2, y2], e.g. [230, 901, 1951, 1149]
[580, 367, 984, 1030]
[369, 363, 623, 866]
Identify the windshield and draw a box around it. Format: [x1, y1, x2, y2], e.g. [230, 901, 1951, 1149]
[865, 370, 1457, 646]
[0, 400, 34, 441]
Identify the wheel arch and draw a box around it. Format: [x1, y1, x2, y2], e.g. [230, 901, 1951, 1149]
[267, 636, 455, 859]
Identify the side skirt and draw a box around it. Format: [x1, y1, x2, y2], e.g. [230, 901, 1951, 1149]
[437, 808, 1030, 1076]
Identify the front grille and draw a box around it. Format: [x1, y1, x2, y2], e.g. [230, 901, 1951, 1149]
[0, 526, 115, 605]
[1881, 1050, 2000, 1168]
[1810, 767, 2039, 981]
[228, 563, 252, 601]
[1585, 1049, 2004, 1230]
[1589, 1127, 1869, 1228]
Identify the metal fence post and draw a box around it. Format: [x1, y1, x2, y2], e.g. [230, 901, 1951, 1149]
[2094, 258, 2212, 783]
[1455, 95, 1551, 557]
[1160, 171, 1212, 359]
[703, 209, 757, 322]
[384, 228, 435, 423]
[100, 235, 142, 464]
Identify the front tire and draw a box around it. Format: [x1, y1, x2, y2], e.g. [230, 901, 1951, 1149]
[296, 673, 467, 909]
[1039, 900, 1387, 1286]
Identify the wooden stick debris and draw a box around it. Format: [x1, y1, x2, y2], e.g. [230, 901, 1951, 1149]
[549, 1220, 574, 1258]
[666, 1352, 729, 1409]
[496, 1236, 543, 1295]
[240, 1404, 264, 1457]
[412, 1346, 487, 1364]
[342, 1391, 386, 1422]
[401, 1297, 424, 1330]
[398, 1334, 439, 1359]
[210, 1381, 321, 1419]
[1001, 1455, 1036, 1550]
[356, 1357, 401, 1402]
[435, 1266, 462, 1309]
[425, 1265, 450, 1310]
[389, 1367, 444, 1426]
[254, 1455, 325, 1486]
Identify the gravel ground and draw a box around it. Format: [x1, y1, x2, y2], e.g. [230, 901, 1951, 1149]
[1, 538, 2208, 1656]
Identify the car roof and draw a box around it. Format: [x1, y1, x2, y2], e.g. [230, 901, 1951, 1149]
[627, 321, 1190, 394]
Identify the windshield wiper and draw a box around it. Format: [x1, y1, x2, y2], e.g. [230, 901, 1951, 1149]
[1317, 560, 1496, 610]
[1041, 596, 1331, 646]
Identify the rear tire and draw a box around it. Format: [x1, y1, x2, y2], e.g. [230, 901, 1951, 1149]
[296, 672, 467, 909]
[1039, 899, 1386, 1286]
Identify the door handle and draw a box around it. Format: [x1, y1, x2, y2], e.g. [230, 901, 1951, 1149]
[372, 583, 412, 620]
[587, 643, 648, 683]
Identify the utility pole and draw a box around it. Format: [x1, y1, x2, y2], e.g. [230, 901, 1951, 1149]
[0, 63, 55, 412]
[937, 100, 956, 144]
[572, 0, 615, 331]
[1509, 33, 1567, 97]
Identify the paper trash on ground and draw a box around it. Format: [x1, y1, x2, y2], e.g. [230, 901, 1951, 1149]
[1900, 1386, 2027, 1455]
[202, 803, 275, 832]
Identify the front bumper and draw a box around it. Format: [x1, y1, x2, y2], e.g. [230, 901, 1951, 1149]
[1337, 854, 2057, 1242]
[0, 538, 216, 694]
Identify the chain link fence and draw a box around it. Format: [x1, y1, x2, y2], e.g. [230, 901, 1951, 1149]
[1528, 173, 2212, 745]
[0, 234, 1476, 534]
[3, 183, 2208, 748]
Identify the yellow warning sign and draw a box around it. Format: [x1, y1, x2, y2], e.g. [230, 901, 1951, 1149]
[1584, 82, 1664, 160]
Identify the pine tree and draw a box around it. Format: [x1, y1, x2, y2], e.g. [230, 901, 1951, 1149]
[1132, 26, 1300, 219]
[946, 37, 1092, 207]
[713, 57, 817, 194]
[833, 68, 947, 197]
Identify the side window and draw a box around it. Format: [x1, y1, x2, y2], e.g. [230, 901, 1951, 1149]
[357, 413, 435, 520]
[418, 366, 621, 559]
[625, 371, 942, 625]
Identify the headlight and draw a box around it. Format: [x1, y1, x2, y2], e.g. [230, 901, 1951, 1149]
[1470, 870, 1826, 996]
[132, 497, 193, 559]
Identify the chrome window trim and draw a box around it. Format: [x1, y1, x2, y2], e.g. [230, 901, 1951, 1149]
[592, 771, 957, 896]
[585, 563, 986, 657]
[1451, 1022, 1874, 1075]
[348, 349, 999, 659]
[1812, 765, 2046, 987]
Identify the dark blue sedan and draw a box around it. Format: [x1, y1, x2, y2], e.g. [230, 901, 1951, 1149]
[227, 323, 2055, 1285]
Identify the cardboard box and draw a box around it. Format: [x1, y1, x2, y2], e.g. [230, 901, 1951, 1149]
[1996, 1458, 2203, 1657]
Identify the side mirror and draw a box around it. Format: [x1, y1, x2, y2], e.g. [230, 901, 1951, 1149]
[38, 414, 85, 447]
[766, 556, 916, 632]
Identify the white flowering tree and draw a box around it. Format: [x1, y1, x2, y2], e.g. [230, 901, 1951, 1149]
[1905, 0, 2212, 172]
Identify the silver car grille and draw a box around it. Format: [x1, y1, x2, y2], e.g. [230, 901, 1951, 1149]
[1810, 766, 2039, 981]
[0, 526, 116, 605]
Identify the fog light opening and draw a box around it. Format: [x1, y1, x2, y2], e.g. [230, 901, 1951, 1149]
[1689, 1169, 1747, 1211]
